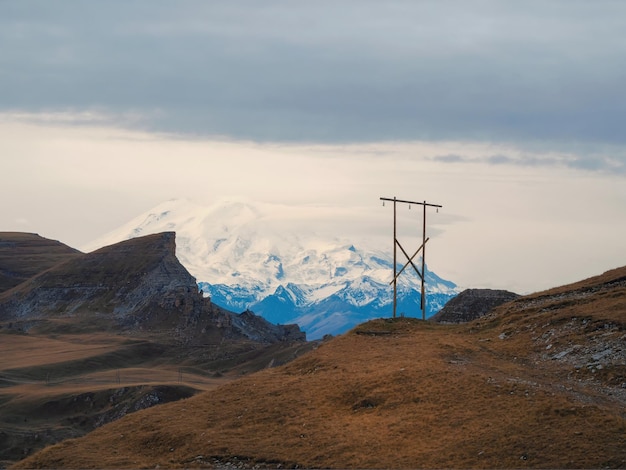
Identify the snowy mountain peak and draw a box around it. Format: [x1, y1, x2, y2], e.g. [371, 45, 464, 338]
[84, 199, 459, 338]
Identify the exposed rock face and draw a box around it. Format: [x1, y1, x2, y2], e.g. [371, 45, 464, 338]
[0, 232, 81, 293]
[430, 288, 519, 324]
[234, 309, 306, 342]
[0, 232, 305, 343]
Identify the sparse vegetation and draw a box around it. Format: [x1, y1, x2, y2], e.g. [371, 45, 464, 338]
[0, 232, 80, 294]
[11, 266, 626, 469]
[0, 327, 314, 468]
[2, 232, 624, 468]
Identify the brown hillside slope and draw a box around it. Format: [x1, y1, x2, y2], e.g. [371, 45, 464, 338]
[15, 266, 626, 469]
[0, 232, 80, 293]
[0, 232, 309, 467]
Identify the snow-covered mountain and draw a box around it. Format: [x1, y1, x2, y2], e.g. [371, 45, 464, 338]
[84, 198, 459, 339]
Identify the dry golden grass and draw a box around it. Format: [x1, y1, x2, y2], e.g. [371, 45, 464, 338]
[0, 333, 127, 370]
[15, 328, 623, 469]
[14, 266, 626, 469]
[0, 232, 80, 293]
[0, 330, 219, 465]
[0, 327, 312, 468]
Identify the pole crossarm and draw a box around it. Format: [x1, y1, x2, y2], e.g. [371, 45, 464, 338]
[380, 196, 442, 320]
[380, 197, 442, 209]
[390, 237, 430, 285]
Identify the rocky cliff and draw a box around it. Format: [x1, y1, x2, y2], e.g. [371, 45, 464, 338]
[0, 232, 305, 343]
[430, 288, 519, 323]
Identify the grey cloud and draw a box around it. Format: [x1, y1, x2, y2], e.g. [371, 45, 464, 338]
[486, 155, 513, 165]
[2, 0, 626, 150]
[433, 151, 625, 175]
[432, 155, 469, 164]
[568, 154, 626, 174]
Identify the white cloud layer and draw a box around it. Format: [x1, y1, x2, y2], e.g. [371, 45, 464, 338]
[1, 113, 624, 294]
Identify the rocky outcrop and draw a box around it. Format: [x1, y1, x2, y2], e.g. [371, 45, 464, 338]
[430, 288, 519, 324]
[0, 232, 194, 321]
[0, 232, 305, 343]
[233, 310, 306, 342]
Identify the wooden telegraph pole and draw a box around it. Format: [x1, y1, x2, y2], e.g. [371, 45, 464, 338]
[380, 197, 442, 320]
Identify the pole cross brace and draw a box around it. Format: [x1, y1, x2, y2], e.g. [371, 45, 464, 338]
[390, 237, 430, 285]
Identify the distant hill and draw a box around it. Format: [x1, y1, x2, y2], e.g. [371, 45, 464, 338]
[0, 232, 80, 294]
[429, 288, 519, 323]
[17, 265, 626, 469]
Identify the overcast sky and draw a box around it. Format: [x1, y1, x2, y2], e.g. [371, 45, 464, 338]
[1, 1, 625, 294]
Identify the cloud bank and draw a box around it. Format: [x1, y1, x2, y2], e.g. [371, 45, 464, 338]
[2, 1, 626, 151]
[1, 114, 625, 294]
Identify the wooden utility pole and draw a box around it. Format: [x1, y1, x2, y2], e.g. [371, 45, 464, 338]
[380, 197, 442, 320]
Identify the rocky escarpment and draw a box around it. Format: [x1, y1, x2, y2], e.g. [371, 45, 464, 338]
[484, 268, 626, 397]
[0, 232, 305, 343]
[430, 288, 519, 323]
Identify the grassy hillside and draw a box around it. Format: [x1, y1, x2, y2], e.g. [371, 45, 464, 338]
[14, 266, 626, 469]
[0, 233, 80, 294]
[0, 328, 315, 468]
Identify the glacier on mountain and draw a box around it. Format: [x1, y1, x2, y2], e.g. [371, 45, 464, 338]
[84, 198, 459, 339]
